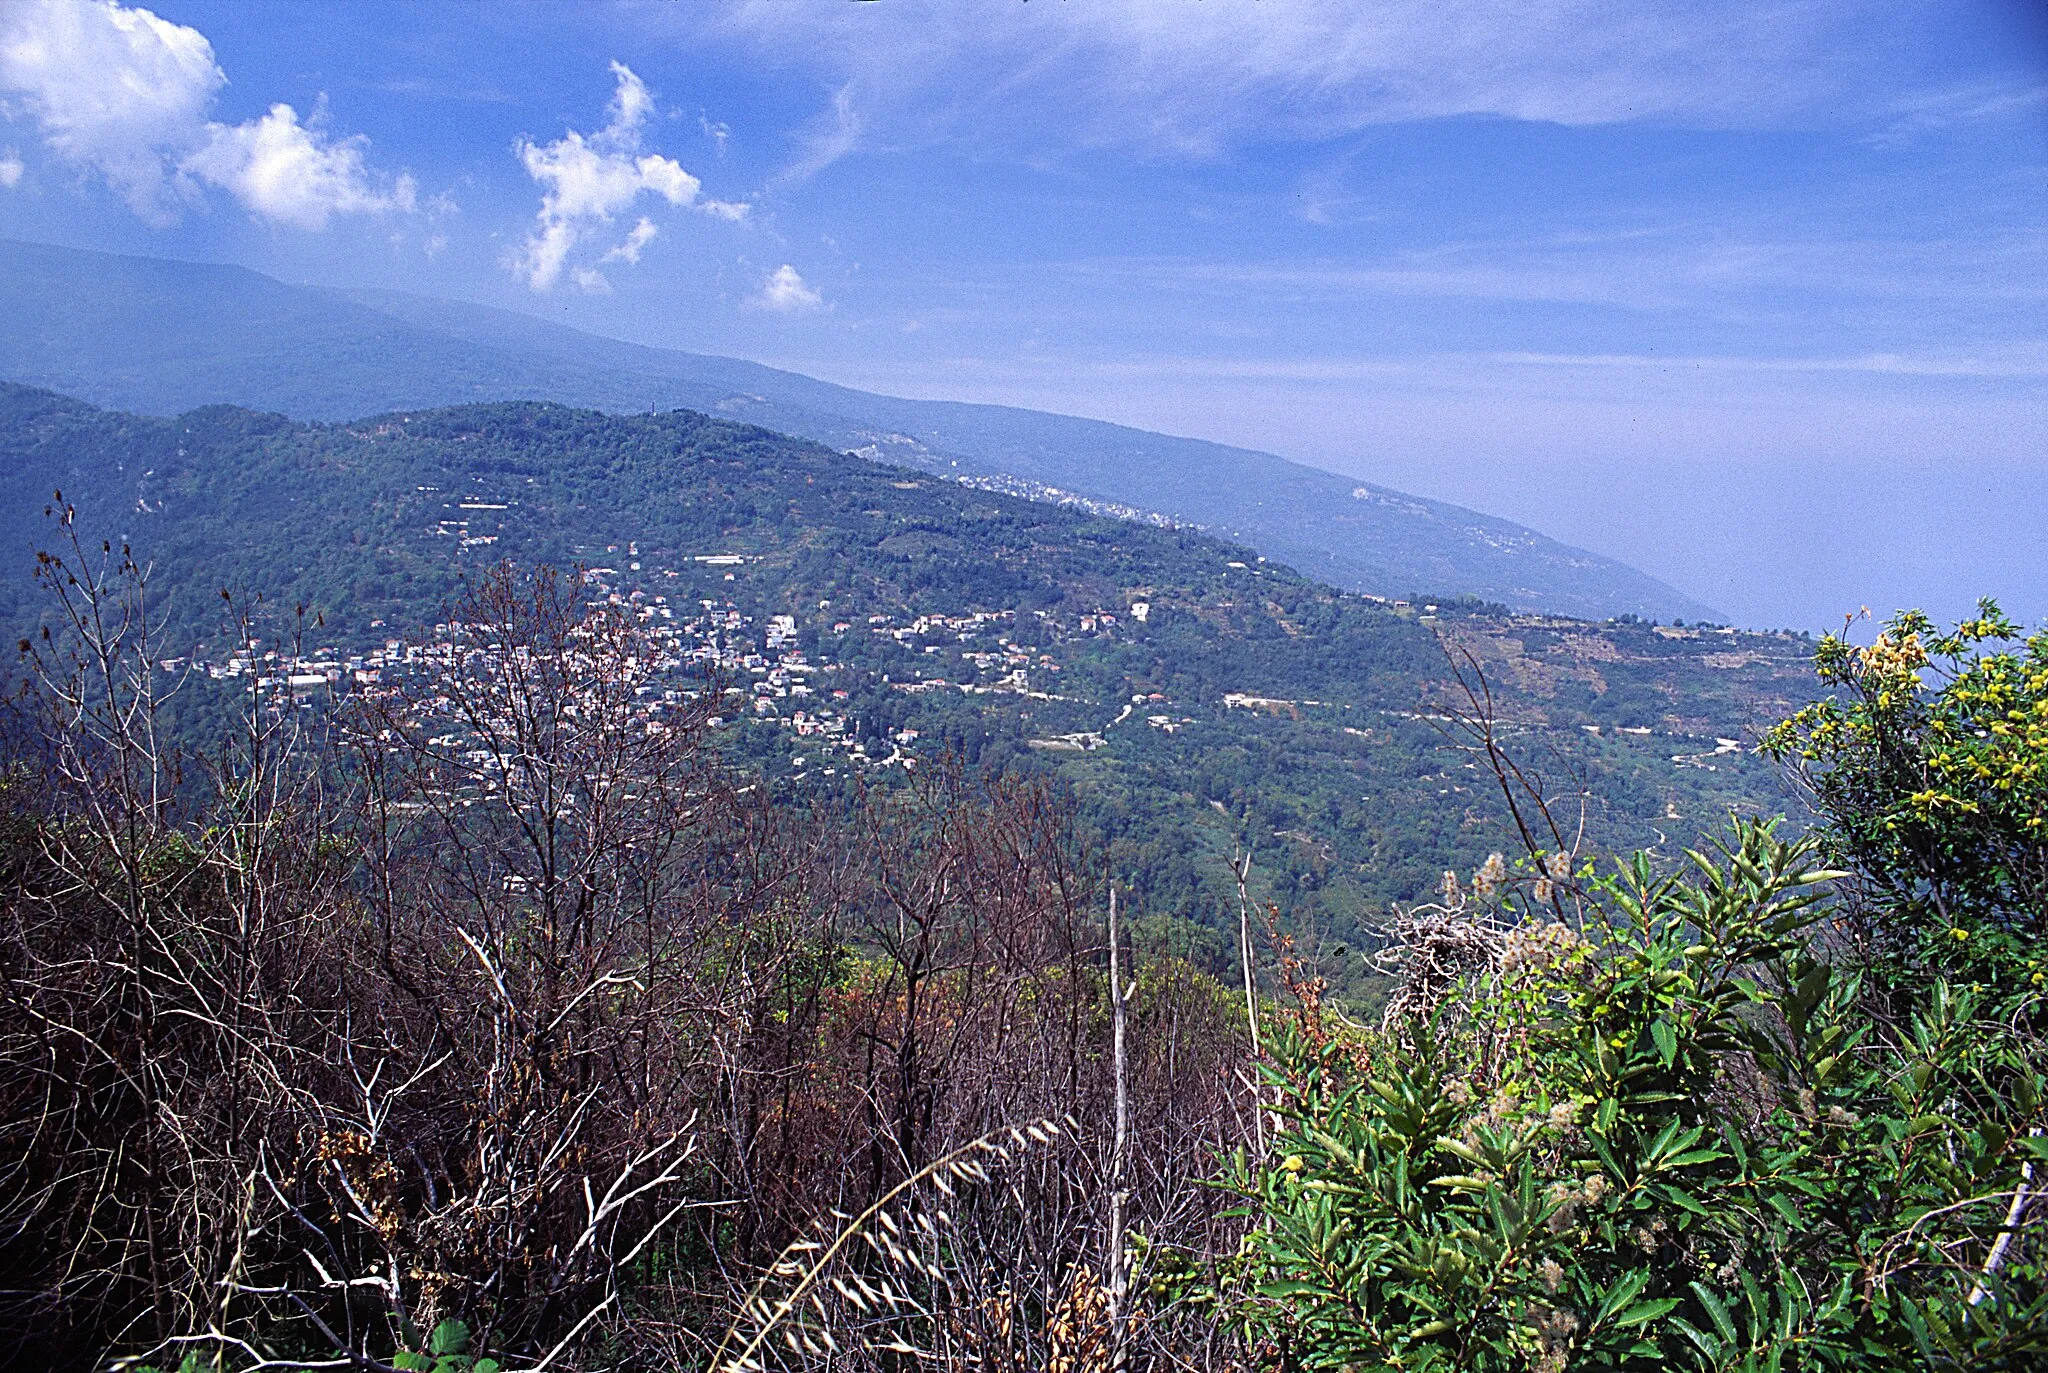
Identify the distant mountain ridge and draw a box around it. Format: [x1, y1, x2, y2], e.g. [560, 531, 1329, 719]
[0, 238, 1718, 622]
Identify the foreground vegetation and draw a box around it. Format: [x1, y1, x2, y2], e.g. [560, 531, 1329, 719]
[0, 521, 2039, 1368]
[1214, 603, 2047, 1370]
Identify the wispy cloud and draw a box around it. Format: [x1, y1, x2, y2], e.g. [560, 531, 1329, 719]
[1074, 345, 2048, 384]
[509, 61, 748, 292]
[1868, 79, 2048, 146]
[699, 113, 731, 155]
[750, 263, 824, 313]
[600, 215, 659, 265]
[1064, 228, 2048, 316]
[770, 83, 860, 190]
[709, 0, 1899, 178]
[0, 0, 413, 227]
[1490, 345, 2048, 380]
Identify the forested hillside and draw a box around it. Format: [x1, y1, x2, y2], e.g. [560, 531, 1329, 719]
[0, 382, 1810, 968]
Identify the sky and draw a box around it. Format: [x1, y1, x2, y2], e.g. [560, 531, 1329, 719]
[1, 0, 2043, 631]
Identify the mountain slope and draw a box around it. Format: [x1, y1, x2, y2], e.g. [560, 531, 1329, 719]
[0, 238, 1717, 623]
[0, 381, 1812, 961]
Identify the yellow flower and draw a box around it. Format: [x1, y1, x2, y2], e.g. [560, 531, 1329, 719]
[1282, 1154, 1305, 1174]
[1950, 927, 1970, 941]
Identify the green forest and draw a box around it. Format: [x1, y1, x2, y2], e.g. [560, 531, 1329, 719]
[0, 388, 2041, 1372]
[0, 385, 1818, 975]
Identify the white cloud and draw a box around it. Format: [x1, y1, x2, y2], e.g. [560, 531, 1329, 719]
[185, 101, 414, 230]
[601, 215, 659, 264]
[0, 148, 22, 187]
[510, 61, 747, 291]
[0, 0, 219, 220]
[710, 0, 1919, 175]
[0, 0, 412, 226]
[771, 82, 860, 189]
[753, 263, 823, 312]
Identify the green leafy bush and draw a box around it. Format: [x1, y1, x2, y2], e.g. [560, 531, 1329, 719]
[1206, 814, 2045, 1370]
[389, 1318, 499, 1372]
[1196, 609, 2048, 1370]
[1762, 600, 2047, 991]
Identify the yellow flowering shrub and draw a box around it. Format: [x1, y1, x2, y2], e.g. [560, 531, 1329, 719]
[1763, 600, 2047, 987]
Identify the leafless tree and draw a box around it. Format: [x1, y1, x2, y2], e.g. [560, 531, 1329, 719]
[1, 550, 1256, 1372]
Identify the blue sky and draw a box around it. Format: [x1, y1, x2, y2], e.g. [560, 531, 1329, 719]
[1, 0, 2043, 630]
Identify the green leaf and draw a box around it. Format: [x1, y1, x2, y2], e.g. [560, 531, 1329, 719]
[1593, 1269, 1652, 1323]
[430, 1319, 470, 1357]
[1435, 1137, 1487, 1167]
[1671, 1316, 1724, 1358]
[1665, 1148, 1728, 1169]
[1691, 1281, 1739, 1344]
[1259, 1279, 1333, 1298]
[1790, 963, 1830, 1026]
[1615, 1297, 1681, 1328]
[1651, 1019, 1678, 1066]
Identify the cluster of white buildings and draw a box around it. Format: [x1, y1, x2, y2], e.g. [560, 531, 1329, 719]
[163, 501, 1189, 779]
